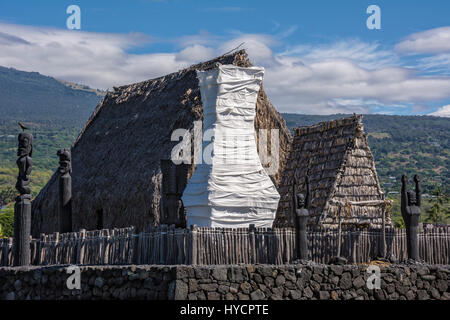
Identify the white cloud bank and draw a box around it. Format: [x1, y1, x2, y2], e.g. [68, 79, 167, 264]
[395, 27, 450, 54]
[429, 105, 450, 117]
[0, 22, 450, 114]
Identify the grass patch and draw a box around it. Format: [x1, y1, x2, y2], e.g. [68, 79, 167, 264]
[368, 132, 391, 139]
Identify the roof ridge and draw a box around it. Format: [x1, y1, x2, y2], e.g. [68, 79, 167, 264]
[114, 49, 248, 91]
[294, 114, 363, 136]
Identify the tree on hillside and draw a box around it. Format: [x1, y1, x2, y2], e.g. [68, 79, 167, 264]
[0, 205, 14, 238]
[425, 187, 449, 224]
[0, 186, 16, 207]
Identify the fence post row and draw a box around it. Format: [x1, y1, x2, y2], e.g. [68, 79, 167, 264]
[0, 225, 449, 266]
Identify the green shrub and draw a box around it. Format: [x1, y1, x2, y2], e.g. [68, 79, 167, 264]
[0, 204, 14, 238]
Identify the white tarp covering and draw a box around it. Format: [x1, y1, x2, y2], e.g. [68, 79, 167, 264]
[182, 64, 280, 228]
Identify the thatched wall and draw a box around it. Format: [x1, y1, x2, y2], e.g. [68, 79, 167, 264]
[275, 115, 391, 229]
[31, 50, 292, 236]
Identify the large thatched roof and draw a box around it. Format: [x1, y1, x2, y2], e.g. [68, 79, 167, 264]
[275, 115, 391, 229]
[31, 50, 292, 236]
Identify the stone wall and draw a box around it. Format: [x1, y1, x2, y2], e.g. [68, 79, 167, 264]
[0, 265, 175, 300]
[1, 263, 448, 300]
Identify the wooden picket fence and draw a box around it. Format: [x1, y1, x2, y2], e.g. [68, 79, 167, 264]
[0, 225, 449, 266]
[308, 227, 449, 264]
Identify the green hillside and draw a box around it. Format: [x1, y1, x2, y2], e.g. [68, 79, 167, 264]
[0, 66, 103, 124]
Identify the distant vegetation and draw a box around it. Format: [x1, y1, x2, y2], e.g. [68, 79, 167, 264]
[0, 204, 13, 238]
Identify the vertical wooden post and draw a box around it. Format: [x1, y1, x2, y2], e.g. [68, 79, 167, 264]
[2, 239, 7, 266]
[78, 229, 86, 265]
[249, 224, 255, 264]
[351, 228, 357, 264]
[190, 224, 197, 265]
[13, 196, 32, 266]
[382, 208, 386, 258]
[337, 206, 342, 258]
[7, 237, 13, 266]
[54, 232, 60, 265]
[1, 239, 5, 266]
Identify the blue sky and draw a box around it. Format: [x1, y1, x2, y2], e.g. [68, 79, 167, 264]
[1, 0, 450, 116]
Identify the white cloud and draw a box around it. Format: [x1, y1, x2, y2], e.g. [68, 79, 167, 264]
[280, 40, 399, 69]
[0, 23, 214, 89]
[0, 22, 450, 115]
[417, 53, 450, 75]
[219, 34, 279, 67]
[429, 105, 450, 117]
[395, 26, 450, 54]
[259, 55, 450, 113]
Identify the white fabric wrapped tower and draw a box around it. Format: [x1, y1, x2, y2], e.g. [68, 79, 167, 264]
[182, 64, 280, 228]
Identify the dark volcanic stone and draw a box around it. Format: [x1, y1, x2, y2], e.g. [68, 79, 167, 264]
[331, 291, 339, 300]
[238, 293, 250, 300]
[429, 287, 441, 299]
[312, 274, 322, 283]
[351, 268, 360, 277]
[303, 287, 313, 298]
[285, 281, 296, 290]
[252, 273, 263, 284]
[258, 266, 275, 278]
[6, 292, 15, 301]
[396, 283, 408, 295]
[195, 268, 210, 279]
[188, 279, 199, 293]
[388, 292, 399, 300]
[218, 285, 229, 294]
[374, 289, 385, 300]
[405, 290, 415, 300]
[94, 277, 104, 288]
[175, 280, 188, 300]
[417, 290, 430, 300]
[250, 289, 265, 300]
[319, 291, 330, 300]
[310, 280, 320, 292]
[200, 283, 218, 292]
[437, 279, 448, 293]
[330, 265, 343, 276]
[207, 292, 221, 300]
[264, 277, 274, 288]
[353, 276, 365, 289]
[211, 268, 228, 281]
[290, 290, 302, 300]
[187, 293, 197, 300]
[230, 267, 246, 282]
[441, 292, 450, 300]
[275, 275, 286, 287]
[331, 276, 340, 286]
[240, 282, 252, 294]
[339, 273, 352, 290]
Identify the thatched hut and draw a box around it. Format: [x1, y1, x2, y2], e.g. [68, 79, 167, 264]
[275, 115, 391, 229]
[31, 50, 292, 236]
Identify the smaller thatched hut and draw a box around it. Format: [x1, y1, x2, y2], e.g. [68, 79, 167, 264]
[275, 114, 392, 229]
